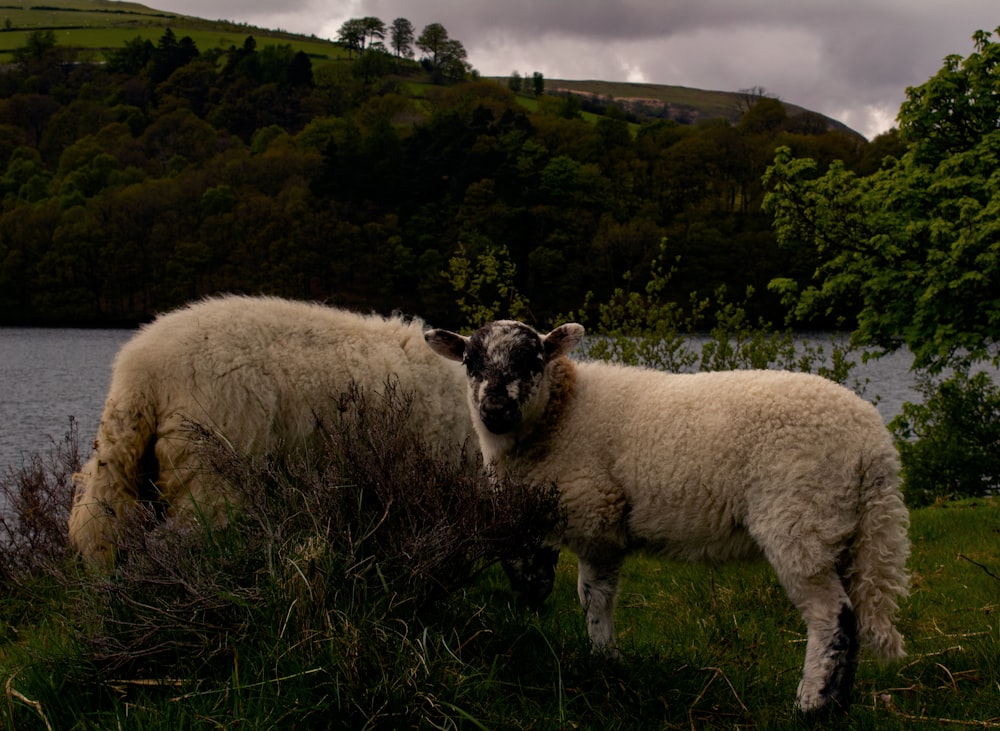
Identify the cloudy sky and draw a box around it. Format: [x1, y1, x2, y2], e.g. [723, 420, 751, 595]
[147, 0, 998, 139]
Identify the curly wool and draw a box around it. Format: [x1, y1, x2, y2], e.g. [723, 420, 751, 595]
[69, 295, 475, 564]
[426, 319, 910, 713]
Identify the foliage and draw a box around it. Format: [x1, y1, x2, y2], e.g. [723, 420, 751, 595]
[890, 370, 1000, 506]
[563, 238, 859, 384]
[764, 27, 1000, 374]
[3, 422, 1000, 727]
[0, 22, 871, 329]
[445, 240, 531, 329]
[764, 27, 1000, 506]
[399, 21, 472, 81]
[1, 388, 563, 728]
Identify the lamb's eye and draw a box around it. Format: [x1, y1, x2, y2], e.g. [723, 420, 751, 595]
[463, 349, 484, 374]
[510, 342, 544, 376]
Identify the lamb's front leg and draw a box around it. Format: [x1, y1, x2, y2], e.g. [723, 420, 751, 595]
[577, 557, 623, 655]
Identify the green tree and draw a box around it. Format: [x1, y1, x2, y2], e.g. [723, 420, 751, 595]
[105, 36, 155, 75]
[416, 23, 449, 69]
[360, 17, 387, 53]
[337, 17, 385, 58]
[899, 28, 1000, 166]
[438, 39, 470, 80]
[532, 71, 545, 97]
[12, 29, 58, 67]
[764, 27, 1000, 373]
[507, 70, 523, 94]
[389, 17, 415, 60]
[336, 18, 365, 58]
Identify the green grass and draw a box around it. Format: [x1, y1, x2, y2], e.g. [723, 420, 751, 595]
[0, 0, 348, 62]
[3, 441, 997, 731]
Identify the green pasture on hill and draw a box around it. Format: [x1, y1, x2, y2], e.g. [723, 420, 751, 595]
[0, 1, 347, 62]
[0, 27, 346, 60]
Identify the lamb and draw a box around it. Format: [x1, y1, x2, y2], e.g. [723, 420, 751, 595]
[69, 296, 486, 569]
[425, 319, 911, 713]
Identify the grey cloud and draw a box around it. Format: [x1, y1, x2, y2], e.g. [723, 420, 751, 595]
[149, 0, 999, 138]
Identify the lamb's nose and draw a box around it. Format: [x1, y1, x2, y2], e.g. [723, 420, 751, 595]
[479, 395, 519, 434]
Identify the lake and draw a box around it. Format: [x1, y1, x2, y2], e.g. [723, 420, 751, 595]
[1, 327, 135, 475]
[0, 326, 946, 476]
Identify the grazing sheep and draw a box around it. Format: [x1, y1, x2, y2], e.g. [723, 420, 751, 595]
[70, 296, 483, 567]
[425, 319, 910, 713]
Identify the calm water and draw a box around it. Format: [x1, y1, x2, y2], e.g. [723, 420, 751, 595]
[1, 327, 135, 474]
[0, 327, 933, 476]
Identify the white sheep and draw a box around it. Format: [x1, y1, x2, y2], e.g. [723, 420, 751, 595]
[69, 295, 482, 566]
[425, 319, 910, 714]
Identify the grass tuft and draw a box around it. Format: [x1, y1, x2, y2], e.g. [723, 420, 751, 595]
[2, 404, 999, 728]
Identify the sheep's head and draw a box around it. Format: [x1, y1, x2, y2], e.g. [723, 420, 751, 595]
[425, 320, 585, 435]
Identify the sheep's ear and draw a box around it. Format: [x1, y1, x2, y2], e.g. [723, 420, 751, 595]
[425, 329, 468, 362]
[543, 323, 585, 360]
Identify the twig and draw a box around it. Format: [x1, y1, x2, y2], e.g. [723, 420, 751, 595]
[879, 693, 1000, 727]
[900, 645, 964, 671]
[689, 666, 749, 731]
[168, 667, 325, 701]
[5, 675, 53, 731]
[937, 663, 959, 693]
[959, 554, 1000, 582]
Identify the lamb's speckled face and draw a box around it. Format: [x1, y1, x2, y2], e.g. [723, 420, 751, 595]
[463, 321, 547, 435]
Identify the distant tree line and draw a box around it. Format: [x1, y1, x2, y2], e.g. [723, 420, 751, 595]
[507, 71, 545, 97]
[336, 17, 471, 82]
[0, 27, 901, 328]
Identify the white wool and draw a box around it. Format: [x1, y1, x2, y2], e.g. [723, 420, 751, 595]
[69, 295, 474, 564]
[429, 320, 911, 713]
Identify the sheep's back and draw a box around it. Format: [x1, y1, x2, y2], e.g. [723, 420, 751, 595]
[546, 363, 891, 560]
[112, 295, 473, 455]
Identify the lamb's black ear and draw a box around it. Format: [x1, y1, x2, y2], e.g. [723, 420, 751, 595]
[543, 323, 585, 360]
[425, 329, 468, 362]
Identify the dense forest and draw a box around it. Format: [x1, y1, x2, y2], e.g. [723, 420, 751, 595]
[0, 23, 905, 330]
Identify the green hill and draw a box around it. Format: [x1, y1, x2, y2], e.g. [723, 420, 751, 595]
[1, 1, 858, 134]
[0, 0, 346, 63]
[535, 78, 860, 135]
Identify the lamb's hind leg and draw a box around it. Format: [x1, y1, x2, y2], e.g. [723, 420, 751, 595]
[782, 570, 859, 713]
[577, 555, 624, 656]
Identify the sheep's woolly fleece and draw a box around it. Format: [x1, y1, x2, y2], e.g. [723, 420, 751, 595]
[426, 319, 910, 713]
[69, 295, 475, 564]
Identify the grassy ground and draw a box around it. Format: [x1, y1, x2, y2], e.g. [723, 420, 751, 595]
[0, 0, 346, 63]
[1, 414, 997, 729]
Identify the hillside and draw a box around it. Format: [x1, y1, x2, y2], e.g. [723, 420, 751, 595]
[0, 1, 859, 134]
[540, 78, 861, 136]
[0, 0, 890, 329]
[0, 0, 345, 63]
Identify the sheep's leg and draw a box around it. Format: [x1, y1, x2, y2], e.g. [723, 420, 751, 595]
[782, 571, 859, 713]
[577, 556, 623, 655]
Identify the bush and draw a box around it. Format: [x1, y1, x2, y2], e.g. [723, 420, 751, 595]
[2, 385, 563, 727]
[0, 418, 80, 579]
[890, 370, 1000, 506]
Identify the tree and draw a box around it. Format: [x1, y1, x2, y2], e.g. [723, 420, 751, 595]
[337, 18, 365, 58]
[11, 29, 74, 89]
[764, 27, 1000, 373]
[416, 23, 449, 69]
[12, 29, 57, 66]
[507, 71, 523, 94]
[389, 17, 415, 60]
[150, 28, 199, 84]
[105, 36, 156, 75]
[337, 17, 385, 58]
[532, 71, 545, 97]
[360, 17, 387, 52]
[439, 39, 470, 80]
[735, 85, 773, 115]
[899, 29, 1000, 166]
